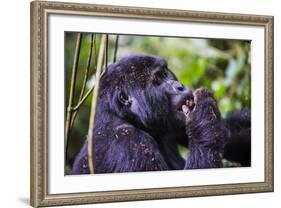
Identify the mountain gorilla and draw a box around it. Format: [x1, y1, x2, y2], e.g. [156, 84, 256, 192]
[72, 55, 251, 174]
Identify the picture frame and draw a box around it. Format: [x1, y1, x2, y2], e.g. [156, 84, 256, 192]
[30, 1, 274, 207]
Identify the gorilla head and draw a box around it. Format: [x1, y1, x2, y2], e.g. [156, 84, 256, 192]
[98, 54, 193, 135]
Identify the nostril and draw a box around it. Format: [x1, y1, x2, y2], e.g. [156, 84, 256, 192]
[177, 85, 184, 91]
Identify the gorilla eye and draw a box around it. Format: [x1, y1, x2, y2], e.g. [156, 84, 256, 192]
[152, 69, 167, 85]
[118, 91, 132, 106]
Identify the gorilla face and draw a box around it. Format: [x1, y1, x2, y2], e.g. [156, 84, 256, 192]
[149, 67, 193, 127]
[100, 55, 192, 134]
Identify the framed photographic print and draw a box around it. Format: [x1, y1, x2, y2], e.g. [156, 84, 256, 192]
[30, 1, 274, 207]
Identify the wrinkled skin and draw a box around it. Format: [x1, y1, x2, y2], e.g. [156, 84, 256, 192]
[72, 55, 250, 174]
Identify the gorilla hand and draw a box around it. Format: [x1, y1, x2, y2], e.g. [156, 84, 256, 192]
[183, 88, 228, 169]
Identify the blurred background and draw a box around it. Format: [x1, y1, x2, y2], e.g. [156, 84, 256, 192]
[65, 32, 251, 173]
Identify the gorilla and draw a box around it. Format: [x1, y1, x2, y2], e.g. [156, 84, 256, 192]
[72, 54, 251, 174]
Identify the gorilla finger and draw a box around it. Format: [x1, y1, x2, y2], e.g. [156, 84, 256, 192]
[182, 105, 189, 115]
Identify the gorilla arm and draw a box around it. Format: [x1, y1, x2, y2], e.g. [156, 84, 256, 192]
[223, 110, 251, 166]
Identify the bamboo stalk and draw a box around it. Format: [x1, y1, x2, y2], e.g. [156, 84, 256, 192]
[113, 35, 119, 63]
[105, 34, 109, 71]
[65, 33, 82, 154]
[71, 33, 95, 127]
[80, 33, 94, 99]
[72, 84, 95, 111]
[87, 34, 107, 174]
[99, 34, 109, 79]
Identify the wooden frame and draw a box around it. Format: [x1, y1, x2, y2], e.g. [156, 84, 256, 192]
[30, 1, 274, 207]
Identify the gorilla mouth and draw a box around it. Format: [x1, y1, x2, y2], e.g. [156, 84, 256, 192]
[185, 96, 195, 111]
[177, 94, 194, 112]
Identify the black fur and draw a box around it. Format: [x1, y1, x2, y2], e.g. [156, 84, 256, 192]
[224, 110, 251, 166]
[71, 55, 250, 174]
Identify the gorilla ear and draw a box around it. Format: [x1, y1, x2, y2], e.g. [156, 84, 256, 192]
[118, 90, 132, 107]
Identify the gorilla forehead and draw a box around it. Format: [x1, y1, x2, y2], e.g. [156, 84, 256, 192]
[106, 54, 168, 88]
[116, 54, 167, 70]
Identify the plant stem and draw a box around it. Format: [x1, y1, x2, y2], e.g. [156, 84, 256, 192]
[72, 84, 95, 111]
[65, 33, 82, 156]
[105, 34, 108, 71]
[87, 34, 107, 174]
[71, 33, 94, 127]
[113, 35, 119, 62]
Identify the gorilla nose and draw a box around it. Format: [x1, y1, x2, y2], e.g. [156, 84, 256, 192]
[175, 83, 184, 91]
[173, 81, 191, 94]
